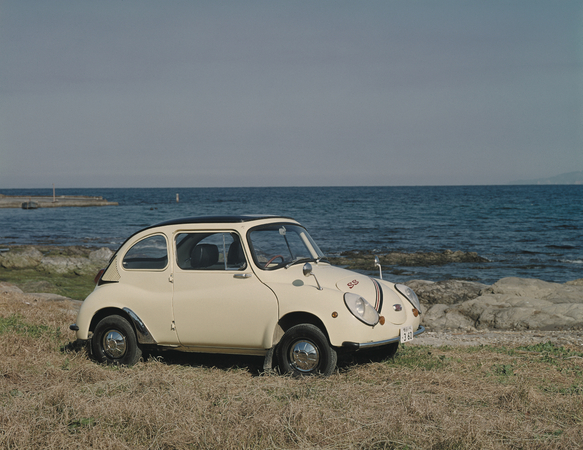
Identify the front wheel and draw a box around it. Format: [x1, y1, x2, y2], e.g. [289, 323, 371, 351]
[277, 324, 337, 376]
[91, 315, 142, 366]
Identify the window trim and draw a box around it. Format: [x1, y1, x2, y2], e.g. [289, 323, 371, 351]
[173, 230, 247, 272]
[121, 233, 169, 272]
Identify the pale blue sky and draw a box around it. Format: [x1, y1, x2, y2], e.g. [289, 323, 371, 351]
[1, 0, 582, 188]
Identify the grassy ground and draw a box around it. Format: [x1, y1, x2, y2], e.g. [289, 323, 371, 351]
[0, 268, 95, 300]
[1, 294, 582, 449]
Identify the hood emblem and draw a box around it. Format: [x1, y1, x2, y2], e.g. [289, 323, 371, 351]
[393, 304, 402, 312]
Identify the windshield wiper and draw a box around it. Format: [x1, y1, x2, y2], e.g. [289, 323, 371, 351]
[285, 257, 314, 269]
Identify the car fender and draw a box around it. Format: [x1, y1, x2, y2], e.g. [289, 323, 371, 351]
[74, 283, 179, 345]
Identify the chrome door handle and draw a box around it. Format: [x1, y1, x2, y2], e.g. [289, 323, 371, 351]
[233, 273, 252, 279]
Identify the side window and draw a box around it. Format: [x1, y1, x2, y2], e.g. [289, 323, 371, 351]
[176, 232, 246, 271]
[122, 235, 168, 270]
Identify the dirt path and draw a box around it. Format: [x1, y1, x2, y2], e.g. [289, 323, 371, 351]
[413, 329, 583, 349]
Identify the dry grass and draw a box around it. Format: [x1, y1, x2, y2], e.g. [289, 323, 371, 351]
[1, 293, 582, 449]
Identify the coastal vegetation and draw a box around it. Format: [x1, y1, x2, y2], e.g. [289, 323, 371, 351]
[1, 291, 582, 448]
[0, 267, 95, 300]
[0, 245, 109, 300]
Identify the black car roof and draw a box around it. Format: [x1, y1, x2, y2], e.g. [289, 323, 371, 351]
[109, 215, 298, 264]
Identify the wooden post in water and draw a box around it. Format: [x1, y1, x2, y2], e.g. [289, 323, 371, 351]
[176, 193, 179, 203]
[52, 184, 56, 203]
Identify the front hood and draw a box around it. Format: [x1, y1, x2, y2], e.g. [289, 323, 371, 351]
[255, 263, 409, 325]
[316, 265, 408, 324]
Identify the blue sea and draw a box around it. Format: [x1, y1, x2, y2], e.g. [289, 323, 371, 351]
[1, 186, 581, 284]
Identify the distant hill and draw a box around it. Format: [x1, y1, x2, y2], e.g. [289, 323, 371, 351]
[511, 171, 583, 185]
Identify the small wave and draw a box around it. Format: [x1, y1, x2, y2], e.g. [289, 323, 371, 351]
[560, 259, 583, 264]
[545, 244, 576, 250]
[554, 224, 579, 230]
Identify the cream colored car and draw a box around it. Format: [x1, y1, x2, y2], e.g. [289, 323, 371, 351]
[70, 215, 424, 375]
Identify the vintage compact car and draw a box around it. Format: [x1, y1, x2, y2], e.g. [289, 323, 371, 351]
[70, 215, 424, 375]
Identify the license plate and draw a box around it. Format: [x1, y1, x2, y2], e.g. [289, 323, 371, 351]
[400, 325, 413, 343]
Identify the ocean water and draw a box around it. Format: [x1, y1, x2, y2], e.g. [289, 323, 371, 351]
[1, 185, 581, 284]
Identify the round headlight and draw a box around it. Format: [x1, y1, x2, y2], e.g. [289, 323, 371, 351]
[395, 284, 422, 313]
[344, 293, 379, 326]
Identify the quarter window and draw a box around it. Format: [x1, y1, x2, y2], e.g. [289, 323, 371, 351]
[122, 235, 168, 270]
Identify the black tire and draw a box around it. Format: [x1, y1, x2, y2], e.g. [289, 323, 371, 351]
[277, 324, 337, 376]
[91, 315, 142, 366]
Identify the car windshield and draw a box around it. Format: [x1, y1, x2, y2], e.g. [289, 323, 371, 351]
[248, 224, 326, 270]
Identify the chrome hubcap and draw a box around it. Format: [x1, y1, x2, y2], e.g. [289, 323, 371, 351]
[289, 340, 320, 372]
[103, 330, 127, 358]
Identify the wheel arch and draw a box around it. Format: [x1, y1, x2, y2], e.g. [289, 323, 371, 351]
[277, 312, 330, 342]
[89, 307, 132, 333]
[89, 307, 157, 345]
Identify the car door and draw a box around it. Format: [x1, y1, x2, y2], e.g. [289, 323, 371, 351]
[172, 231, 279, 350]
[118, 233, 178, 345]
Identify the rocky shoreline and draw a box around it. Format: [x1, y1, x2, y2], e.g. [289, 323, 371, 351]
[328, 249, 488, 270]
[1, 245, 583, 347]
[411, 277, 583, 333]
[0, 245, 113, 276]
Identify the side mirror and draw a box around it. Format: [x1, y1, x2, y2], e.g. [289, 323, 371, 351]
[303, 262, 313, 277]
[303, 263, 323, 290]
[374, 256, 383, 279]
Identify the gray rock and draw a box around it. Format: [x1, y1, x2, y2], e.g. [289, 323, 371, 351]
[406, 279, 488, 305]
[483, 277, 583, 304]
[0, 247, 43, 269]
[38, 256, 98, 276]
[0, 282, 24, 294]
[422, 304, 476, 331]
[89, 247, 113, 262]
[457, 295, 583, 331]
[422, 277, 583, 332]
[0, 245, 111, 276]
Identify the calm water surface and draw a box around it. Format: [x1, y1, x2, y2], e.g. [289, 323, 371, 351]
[1, 185, 581, 284]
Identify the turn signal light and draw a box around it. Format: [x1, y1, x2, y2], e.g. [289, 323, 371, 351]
[412, 308, 419, 317]
[331, 311, 338, 318]
[379, 316, 385, 325]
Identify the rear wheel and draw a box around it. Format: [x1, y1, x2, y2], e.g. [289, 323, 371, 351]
[277, 324, 337, 376]
[92, 315, 142, 366]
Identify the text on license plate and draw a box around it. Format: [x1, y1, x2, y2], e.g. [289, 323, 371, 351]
[400, 325, 413, 343]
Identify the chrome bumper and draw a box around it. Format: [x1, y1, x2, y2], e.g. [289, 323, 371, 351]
[342, 325, 425, 350]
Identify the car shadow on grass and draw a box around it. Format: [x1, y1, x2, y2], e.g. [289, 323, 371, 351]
[63, 339, 392, 377]
[145, 348, 268, 376]
[62, 339, 268, 376]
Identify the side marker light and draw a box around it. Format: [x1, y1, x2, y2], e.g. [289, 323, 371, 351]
[379, 316, 385, 325]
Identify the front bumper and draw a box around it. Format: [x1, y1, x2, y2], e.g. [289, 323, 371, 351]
[341, 325, 425, 350]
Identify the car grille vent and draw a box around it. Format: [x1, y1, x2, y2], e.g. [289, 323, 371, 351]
[102, 257, 121, 282]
